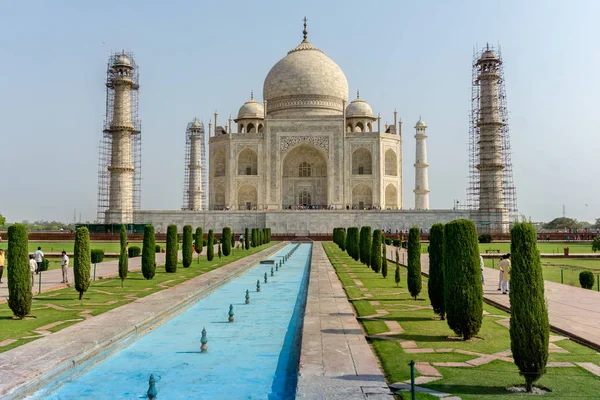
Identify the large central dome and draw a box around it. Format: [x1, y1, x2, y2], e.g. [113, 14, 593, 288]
[263, 28, 348, 117]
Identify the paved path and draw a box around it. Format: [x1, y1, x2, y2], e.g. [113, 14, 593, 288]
[296, 244, 390, 399]
[386, 246, 600, 350]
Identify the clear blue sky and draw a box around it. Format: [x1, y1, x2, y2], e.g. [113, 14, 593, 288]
[1, 0, 598, 224]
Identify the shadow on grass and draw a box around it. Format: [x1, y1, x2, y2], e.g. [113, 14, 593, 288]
[394, 333, 451, 343]
[422, 383, 510, 395]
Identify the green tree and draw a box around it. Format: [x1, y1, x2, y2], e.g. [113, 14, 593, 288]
[592, 237, 600, 253]
[407, 227, 422, 300]
[207, 229, 214, 261]
[218, 241, 222, 258]
[579, 271, 595, 289]
[182, 225, 193, 268]
[222, 227, 232, 256]
[381, 241, 388, 278]
[370, 229, 382, 273]
[339, 229, 346, 252]
[141, 225, 156, 280]
[74, 227, 91, 300]
[443, 219, 483, 340]
[428, 223, 445, 319]
[245, 227, 249, 250]
[7, 224, 31, 318]
[346, 227, 359, 261]
[360, 226, 372, 267]
[195, 227, 203, 263]
[510, 222, 549, 392]
[592, 218, 600, 229]
[0, 213, 6, 227]
[118, 225, 128, 288]
[394, 250, 401, 287]
[542, 217, 584, 230]
[165, 225, 178, 273]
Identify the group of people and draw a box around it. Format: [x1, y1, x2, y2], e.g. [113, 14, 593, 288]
[479, 253, 511, 294]
[0, 246, 70, 289]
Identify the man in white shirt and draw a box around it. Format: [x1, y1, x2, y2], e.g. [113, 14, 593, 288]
[29, 255, 37, 289]
[60, 251, 69, 284]
[33, 247, 44, 274]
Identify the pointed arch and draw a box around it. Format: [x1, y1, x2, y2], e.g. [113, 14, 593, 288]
[237, 184, 258, 210]
[213, 151, 226, 177]
[237, 148, 258, 175]
[352, 147, 372, 175]
[385, 184, 398, 209]
[385, 149, 398, 176]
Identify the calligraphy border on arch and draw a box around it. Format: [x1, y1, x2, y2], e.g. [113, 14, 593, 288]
[279, 136, 329, 157]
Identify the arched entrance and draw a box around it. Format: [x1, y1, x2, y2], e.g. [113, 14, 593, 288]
[352, 184, 372, 209]
[281, 144, 327, 208]
[385, 184, 398, 209]
[238, 184, 258, 210]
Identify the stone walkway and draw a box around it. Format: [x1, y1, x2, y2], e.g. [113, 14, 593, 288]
[296, 244, 391, 399]
[386, 247, 600, 351]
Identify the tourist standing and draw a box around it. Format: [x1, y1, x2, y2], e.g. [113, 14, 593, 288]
[29, 255, 37, 288]
[497, 255, 504, 291]
[33, 246, 44, 274]
[60, 251, 69, 284]
[479, 255, 485, 285]
[0, 249, 5, 283]
[499, 253, 511, 294]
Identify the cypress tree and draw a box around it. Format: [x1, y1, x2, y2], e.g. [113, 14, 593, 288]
[346, 227, 360, 261]
[245, 227, 250, 250]
[428, 223, 445, 319]
[222, 227, 232, 256]
[443, 219, 483, 340]
[381, 241, 388, 278]
[510, 222, 549, 392]
[118, 225, 128, 288]
[218, 241, 222, 258]
[74, 227, 91, 300]
[165, 224, 178, 273]
[141, 224, 156, 280]
[195, 227, 203, 263]
[370, 229, 382, 273]
[182, 225, 193, 267]
[339, 229, 346, 252]
[360, 226, 372, 267]
[7, 224, 31, 319]
[207, 230, 214, 261]
[394, 250, 401, 287]
[407, 226, 422, 300]
[333, 228, 338, 247]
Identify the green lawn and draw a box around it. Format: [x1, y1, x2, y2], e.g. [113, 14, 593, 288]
[479, 241, 594, 254]
[0, 242, 276, 353]
[40, 256, 118, 271]
[323, 242, 600, 399]
[0, 241, 167, 253]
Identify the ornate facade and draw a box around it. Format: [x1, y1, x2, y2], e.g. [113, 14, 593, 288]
[208, 23, 403, 211]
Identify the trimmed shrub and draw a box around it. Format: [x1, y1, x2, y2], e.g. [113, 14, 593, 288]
[370, 229, 382, 273]
[118, 225, 128, 287]
[384, 238, 392, 245]
[579, 271, 595, 289]
[251, 228, 256, 248]
[218, 241, 222, 258]
[346, 227, 359, 261]
[443, 219, 483, 340]
[40, 259, 50, 272]
[128, 246, 141, 258]
[381, 241, 388, 278]
[592, 237, 600, 253]
[407, 227, 422, 300]
[207, 230, 214, 261]
[428, 223, 445, 320]
[394, 250, 401, 287]
[339, 229, 346, 251]
[165, 225, 178, 273]
[222, 227, 232, 256]
[392, 238, 400, 247]
[478, 233, 493, 243]
[155, 244, 161, 253]
[195, 227, 203, 262]
[510, 222, 549, 392]
[91, 249, 105, 264]
[360, 226, 372, 267]
[245, 227, 250, 250]
[142, 225, 156, 280]
[182, 225, 193, 268]
[7, 224, 31, 318]
[74, 227, 91, 300]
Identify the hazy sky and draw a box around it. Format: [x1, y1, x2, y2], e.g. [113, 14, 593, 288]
[1, 0, 599, 224]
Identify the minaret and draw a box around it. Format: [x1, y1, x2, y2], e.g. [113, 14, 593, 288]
[105, 51, 139, 223]
[476, 46, 504, 216]
[186, 119, 205, 210]
[414, 117, 430, 210]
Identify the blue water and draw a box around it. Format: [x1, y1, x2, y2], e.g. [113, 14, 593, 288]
[31, 243, 311, 399]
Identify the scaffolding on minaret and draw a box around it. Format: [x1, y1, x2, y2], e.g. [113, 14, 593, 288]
[467, 44, 518, 230]
[182, 119, 207, 210]
[96, 51, 141, 222]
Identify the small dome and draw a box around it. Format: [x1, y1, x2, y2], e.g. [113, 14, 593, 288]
[114, 53, 132, 67]
[190, 119, 202, 129]
[346, 98, 373, 118]
[480, 49, 498, 61]
[415, 118, 427, 128]
[236, 99, 264, 120]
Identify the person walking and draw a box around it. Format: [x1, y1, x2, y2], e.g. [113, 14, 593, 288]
[29, 255, 37, 289]
[497, 255, 504, 291]
[479, 254, 485, 285]
[33, 246, 44, 274]
[0, 249, 5, 283]
[499, 253, 511, 294]
[60, 251, 69, 284]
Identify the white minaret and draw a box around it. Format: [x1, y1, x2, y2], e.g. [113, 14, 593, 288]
[106, 51, 138, 223]
[414, 117, 430, 210]
[187, 119, 205, 210]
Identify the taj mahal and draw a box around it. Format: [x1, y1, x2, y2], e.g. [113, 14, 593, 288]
[98, 19, 514, 235]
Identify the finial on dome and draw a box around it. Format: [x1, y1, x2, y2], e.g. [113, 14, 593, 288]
[303, 16, 308, 41]
[250, 90, 254, 100]
[356, 89, 360, 99]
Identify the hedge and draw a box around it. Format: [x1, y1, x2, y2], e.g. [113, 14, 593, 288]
[91, 249, 105, 264]
[128, 246, 141, 258]
[222, 227, 232, 256]
[182, 225, 193, 268]
[155, 244, 162, 253]
[165, 225, 178, 272]
[407, 227, 422, 300]
[428, 223, 445, 319]
[443, 219, 482, 340]
[370, 229, 382, 273]
[579, 270, 595, 290]
[118, 225, 128, 287]
[74, 227, 91, 300]
[207, 229, 214, 261]
[7, 224, 31, 318]
[360, 226, 372, 267]
[510, 222, 549, 392]
[478, 233, 493, 243]
[195, 227, 203, 262]
[142, 225, 156, 280]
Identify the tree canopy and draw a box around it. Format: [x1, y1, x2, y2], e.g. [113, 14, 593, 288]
[542, 217, 585, 230]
